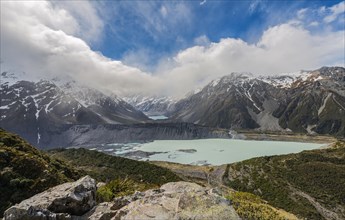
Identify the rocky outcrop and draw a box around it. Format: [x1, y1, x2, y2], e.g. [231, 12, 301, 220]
[4, 179, 240, 220]
[85, 202, 118, 220]
[112, 182, 240, 220]
[4, 176, 96, 220]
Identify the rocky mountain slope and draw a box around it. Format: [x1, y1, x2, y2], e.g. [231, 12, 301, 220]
[45, 123, 231, 148]
[123, 95, 177, 116]
[18, 122, 229, 149]
[170, 67, 345, 136]
[0, 71, 149, 147]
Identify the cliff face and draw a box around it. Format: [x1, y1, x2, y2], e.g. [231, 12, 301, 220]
[34, 123, 230, 149]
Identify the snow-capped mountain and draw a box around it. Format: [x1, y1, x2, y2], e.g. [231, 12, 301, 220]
[123, 95, 178, 116]
[170, 67, 345, 136]
[0, 71, 149, 147]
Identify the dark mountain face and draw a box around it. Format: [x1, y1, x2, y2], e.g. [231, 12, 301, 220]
[169, 67, 345, 136]
[1, 66, 343, 147]
[0, 75, 149, 147]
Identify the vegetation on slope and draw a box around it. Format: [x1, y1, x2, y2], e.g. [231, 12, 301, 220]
[96, 178, 150, 202]
[227, 191, 298, 220]
[223, 141, 345, 219]
[0, 128, 80, 216]
[48, 148, 181, 185]
[0, 128, 181, 216]
[49, 148, 182, 202]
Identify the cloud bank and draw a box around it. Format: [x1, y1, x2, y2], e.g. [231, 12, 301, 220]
[1, 1, 344, 97]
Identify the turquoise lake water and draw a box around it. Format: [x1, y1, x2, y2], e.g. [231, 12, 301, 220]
[117, 139, 324, 165]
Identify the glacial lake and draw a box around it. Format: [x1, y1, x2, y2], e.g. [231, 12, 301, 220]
[95, 139, 325, 166]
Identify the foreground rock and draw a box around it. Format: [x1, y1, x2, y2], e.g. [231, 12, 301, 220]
[4, 178, 239, 220]
[4, 176, 96, 220]
[112, 182, 240, 220]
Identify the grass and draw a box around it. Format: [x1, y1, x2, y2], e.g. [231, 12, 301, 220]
[224, 141, 345, 219]
[227, 191, 298, 220]
[96, 178, 152, 202]
[48, 148, 181, 185]
[0, 128, 181, 217]
[0, 128, 80, 216]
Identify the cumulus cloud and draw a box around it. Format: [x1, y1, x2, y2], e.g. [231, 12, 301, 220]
[52, 1, 104, 44]
[1, 0, 344, 98]
[158, 23, 344, 96]
[1, 1, 159, 96]
[323, 1, 345, 23]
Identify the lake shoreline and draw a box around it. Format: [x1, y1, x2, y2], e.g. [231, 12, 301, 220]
[235, 131, 337, 144]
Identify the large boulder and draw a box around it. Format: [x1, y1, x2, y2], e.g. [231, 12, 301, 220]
[84, 202, 117, 220]
[112, 181, 240, 220]
[4, 176, 96, 220]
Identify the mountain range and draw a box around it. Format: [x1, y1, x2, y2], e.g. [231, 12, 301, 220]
[1, 66, 344, 149]
[169, 66, 345, 136]
[0, 72, 149, 147]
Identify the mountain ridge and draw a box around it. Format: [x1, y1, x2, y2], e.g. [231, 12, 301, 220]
[0, 72, 149, 147]
[169, 66, 345, 136]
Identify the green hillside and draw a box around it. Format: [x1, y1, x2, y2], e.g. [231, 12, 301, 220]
[48, 147, 181, 185]
[223, 141, 345, 219]
[0, 128, 80, 216]
[0, 129, 181, 217]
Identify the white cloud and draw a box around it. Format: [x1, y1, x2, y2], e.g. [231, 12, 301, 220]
[1, 1, 159, 96]
[194, 35, 210, 46]
[160, 6, 168, 17]
[323, 1, 345, 23]
[158, 23, 344, 96]
[309, 21, 319, 27]
[200, 0, 207, 6]
[249, 0, 265, 14]
[1, 0, 344, 98]
[52, 1, 104, 44]
[297, 8, 308, 19]
[121, 2, 191, 40]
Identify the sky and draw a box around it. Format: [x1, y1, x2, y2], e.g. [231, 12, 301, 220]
[1, 0, 344, 97]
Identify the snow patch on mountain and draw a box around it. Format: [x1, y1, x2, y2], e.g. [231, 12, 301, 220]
[124, 95, 178, 116]
[318, 93, 332, 116]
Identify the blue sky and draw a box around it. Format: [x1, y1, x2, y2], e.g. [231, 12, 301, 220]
[1, 0, 344, 96]
[90, 0, 344, 71]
